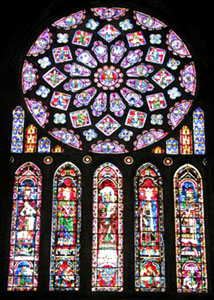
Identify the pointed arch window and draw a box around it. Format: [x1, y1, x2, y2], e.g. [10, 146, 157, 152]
[7, 162, 42, 291]
[92, 162, 123, 291]
[134, 163, 165, 292]
[174, 164, 208, 293]
[49, 162, 81, 291]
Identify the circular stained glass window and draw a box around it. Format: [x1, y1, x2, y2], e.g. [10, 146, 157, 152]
[21, 7, 196, 154]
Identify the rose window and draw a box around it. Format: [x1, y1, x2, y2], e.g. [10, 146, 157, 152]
[21, 7, 196, 154]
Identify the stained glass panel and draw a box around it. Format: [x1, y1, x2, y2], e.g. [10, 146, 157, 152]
[49, 162, 81, 291]
[180, 125, 193, 154]
[193, 108, 206, 155]
[11, 106, 25, 153]
[38, 137, 51, 153]
[134, 163, 165, 291]
[166, 137, 179, 154]
[92, 163, 123, 291]
[24, 124, 37, 153]
[8, 162, 42, 291]
[174, 164, 208, 293]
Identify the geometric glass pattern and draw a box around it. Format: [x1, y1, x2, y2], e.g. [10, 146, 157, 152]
[174, 164, 208, 293]
[145, 47, 166, 64]
[49, 162, 81, 291]
[7, 162, 42, 291]
[95, 114, 121, 136]
[134, 163, 165, 292]
[126, 31, 146, 47]
[43, 67, 67, 88]
[21, 7, 196, 154]
[193, 107, 206, 155]
[98, 24, 121, 43]
[11, 106, 25, 153]
[166, 137, 179, 155]
[72, 30, 93, 47]
[152, 68, 175, 89]
[52, 46, 73, 63]
[38, 137, 51, 153]
[91, 163, 123, 291]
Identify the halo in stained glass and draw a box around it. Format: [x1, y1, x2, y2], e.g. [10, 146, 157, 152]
[21, 7, 197, 154]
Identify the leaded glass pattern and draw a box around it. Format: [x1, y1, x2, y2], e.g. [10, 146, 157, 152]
[134, 163, 165, 291]
[174, 164, 208, 293]
[7, 162, 42, 291]
[92, 162, 123, 291]
[20, 7, 197, 154]
[49, 162, 81, 290]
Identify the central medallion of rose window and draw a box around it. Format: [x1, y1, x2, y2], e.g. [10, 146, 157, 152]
[21, 7, 197, 154]
[94, 66, 123, 90]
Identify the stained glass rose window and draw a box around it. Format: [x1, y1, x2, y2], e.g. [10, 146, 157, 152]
[21, 7, 196, 154]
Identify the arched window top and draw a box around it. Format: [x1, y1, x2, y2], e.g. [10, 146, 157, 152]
[174, 163, 202, 181]
[135, 162, 162, 178]
[54, 161, 81, 177]
[15, 161, 42, 177]
[20, 7, 197, 154]
[94, 162, 122, 179]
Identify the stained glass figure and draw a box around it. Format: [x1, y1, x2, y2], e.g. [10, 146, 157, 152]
[193, 108, 206, 155]
[134, 163, 165, 292]
[92, 163, 123, 291]
[24, 124, 37, 153]
[180, 125, 193, 154]
[11, 106, 25, 153]
[20, 7, 197, 153]
[174, 164, 208, 293]
[49, 162, 81, 291]
[8, 162, 42, 291]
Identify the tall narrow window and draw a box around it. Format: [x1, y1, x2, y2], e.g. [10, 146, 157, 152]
[193, 108, 206, 155]
[49, 162, 81, 291]
[8, 162, 42, 291]
[134, 163, 165, 291]
[92, 163, 123, 291]
[11, 106, 25, 153]
[174, 164, 208, 293]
